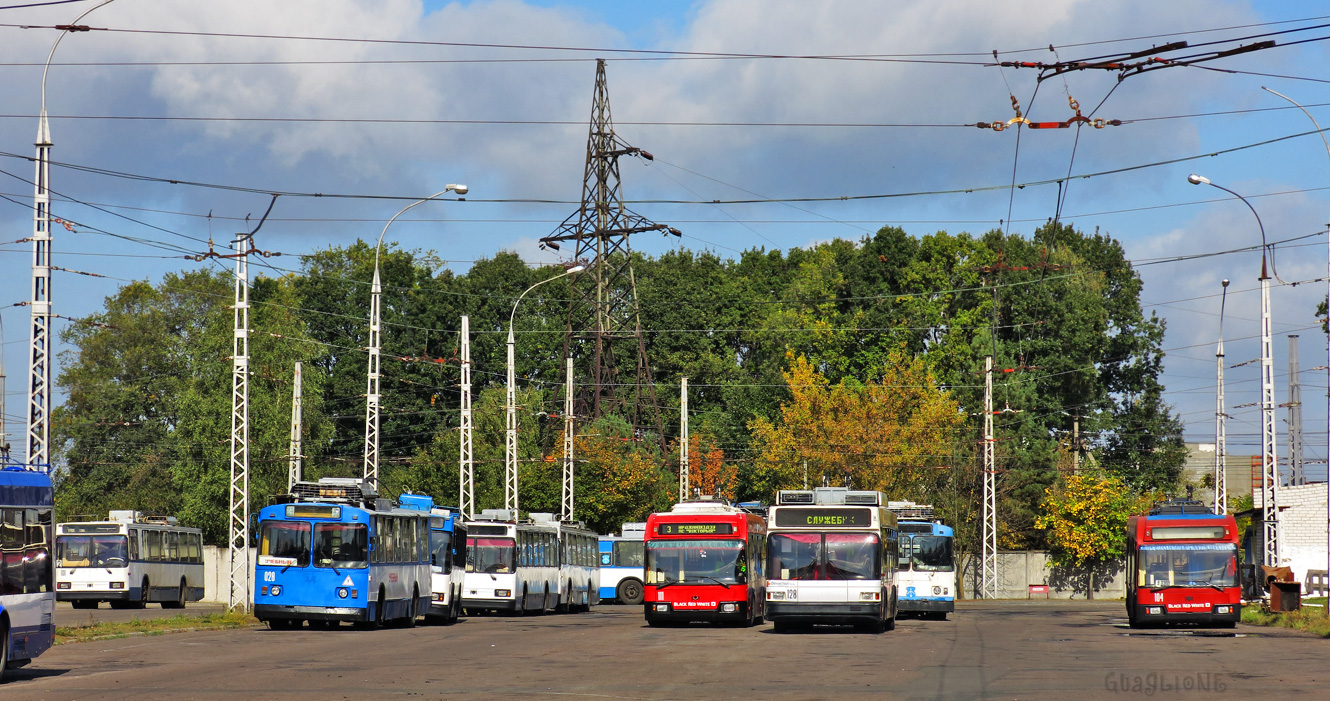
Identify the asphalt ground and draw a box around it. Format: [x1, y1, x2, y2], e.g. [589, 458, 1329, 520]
[54, 601, 229, 628]
[7, 600, 1326, 700]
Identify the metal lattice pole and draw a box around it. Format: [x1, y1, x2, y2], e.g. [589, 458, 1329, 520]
[540, 59, 676, 436]
[363, 264, 382, 487]
[28, 109, 53, 472]
[1260, 266, 1280, 567]
[562, 357, 575, 521]
[505, 322, 519, 515]
[1214, 280, 1228, 515]
[680, 377, 689, 501]
[982, 356, 998, 599]
[288, 361, 302, 492]
[228, 233, 251, 612]
[459, 315, 474, 519]
[1287, 335, 1304, 486]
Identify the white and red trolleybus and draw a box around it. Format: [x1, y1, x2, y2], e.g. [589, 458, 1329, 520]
[1126, 498, 1241, 628]
[643, 498, 766, 627]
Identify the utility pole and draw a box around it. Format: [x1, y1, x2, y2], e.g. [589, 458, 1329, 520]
[679, 377, 689, 501]
[459, 315, 474, 519]
[540, 59, 677, 439]
[505, 314, 519, 516]
[561, 357, 575, 521]
[228, 233, 251, 613]
[28, 101, 54, 473]
[1071, 415, 1079, 472]
[288, 361, 302, 492]
[1214, 280, 1229, 515]
[982, 356, 997, 599]
[1286, 335, 1304, 486]
[1259, 257, 1279, 567]
[363, 255, 383, 488]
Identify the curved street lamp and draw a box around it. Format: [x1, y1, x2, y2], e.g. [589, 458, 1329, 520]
[363, 185, 468, 486]
[1188, 173, 1278, 567]
[506, 264, 584, 516]
[29, 0, 120, 472]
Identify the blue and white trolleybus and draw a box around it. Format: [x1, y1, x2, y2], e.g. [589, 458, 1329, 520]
[0, 466, 54, 681]
[597, 522, 645, 604]
[889, 501, 955, 619]
[254, 478, 431, 629]
[399, 494, 467, 623]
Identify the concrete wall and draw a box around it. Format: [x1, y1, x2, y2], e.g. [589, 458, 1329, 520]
[1275, 483, 1329, 593]
[959, 551, 1127, 600]
[202, 545, 256, 604]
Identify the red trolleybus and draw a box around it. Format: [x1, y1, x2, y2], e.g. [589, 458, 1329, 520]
[643, 498, 766, 627]
[1126, 499, 1241, 628]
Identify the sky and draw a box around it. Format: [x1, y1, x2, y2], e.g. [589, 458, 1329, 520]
[1, 0, 1329, 480]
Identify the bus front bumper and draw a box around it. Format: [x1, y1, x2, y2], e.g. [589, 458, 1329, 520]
[254, 604, 369, 623]
[765, 601, 883, 624]
[57, 591, 132, 602]
[644, 601, 748, 623]
[1131, 603, 1240, 625]
[898, 598, 954, 613]
[460, 597, 518, 612]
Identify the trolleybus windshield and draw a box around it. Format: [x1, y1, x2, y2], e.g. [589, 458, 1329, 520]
[313, 522, 368, 569]
[645, 539, 744, 585]
[770, 533, 879, 580]
[467, 537, 515, 574]
[908, 536, 954, 572]
[259, 521, 311, 567]
[1138, 543, 1237, 588]
[55, 534, 127, 568]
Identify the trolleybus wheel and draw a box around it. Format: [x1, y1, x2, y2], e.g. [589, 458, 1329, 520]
[0, 619, 9, 682]
[162, 580, 186, 610]
[134, 577, 149, 609]
[375, 588, 387, 628]
[515, 587, 527, 617]
[617, 578, 644, 606]
[401, 587, 418, 628]
[772, 620, 794, 633]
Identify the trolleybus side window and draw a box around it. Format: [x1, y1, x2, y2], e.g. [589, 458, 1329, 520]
[145, 530, 163, 561]
[613, 540, 643, 568]
[259, 520, 311, 567]
[1, 508, 54, 595]
[1, 509, 23, 595]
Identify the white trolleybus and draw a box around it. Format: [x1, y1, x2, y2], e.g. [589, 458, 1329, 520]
[765, 488, 899, 633]
[462, 510, 599, 615]
[889, 501, 955, 619]
[55, 511, 204, 610]
[598, 522, 645, 604]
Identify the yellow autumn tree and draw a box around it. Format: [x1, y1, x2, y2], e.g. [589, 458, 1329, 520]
[673, 434, 736, 501]
[1036, 470, 1150, 598]
[570, 416, 674, 534]
[748, 349, 962, 498]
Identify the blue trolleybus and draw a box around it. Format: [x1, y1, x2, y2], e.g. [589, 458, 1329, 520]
[254, 478, 431, 629]
[889, 501, 955, 619]
[597, 522, 645, 604]
[399, 494, 467, 623]
[0, 467, 55, 681]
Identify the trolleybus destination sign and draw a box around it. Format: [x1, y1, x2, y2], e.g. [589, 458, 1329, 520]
[658, 523, 735, 535]
[774, 507, 872, 528]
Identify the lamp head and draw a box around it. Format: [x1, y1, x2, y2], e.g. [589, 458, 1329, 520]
[566, 264, 586, 274]
[446, 183, 468, 195]
[1187, 174, 1210, 185]
[1221, 279, 1229, 288]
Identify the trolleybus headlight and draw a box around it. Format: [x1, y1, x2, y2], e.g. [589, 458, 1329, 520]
[721, 603, 737, 613]
[57, 582, 70, 589]
[654, 603, 669, 612]
[337, 587, 349, 599]
[859, 592, 881, 601]
[1217, 606, 1231, 614]
[1147, 606, 1163, 615]
[768, 591, 785, 600]
[495, 589, 512, 598]
[110, 582, 124, 589]
[270, 585, 282, 597]
[933, 586, 942, 595]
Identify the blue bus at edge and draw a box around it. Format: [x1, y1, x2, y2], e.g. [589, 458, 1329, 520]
[254, 477, 431, 629]
[1, 466, 55, 682]
[889, 501, 956, 619]
[398, 493, 467, 623]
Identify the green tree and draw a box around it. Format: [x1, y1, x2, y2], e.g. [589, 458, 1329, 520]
[1036, 470, 1148, 598]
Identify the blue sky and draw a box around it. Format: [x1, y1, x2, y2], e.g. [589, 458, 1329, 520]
[2, 0, 1329, 479]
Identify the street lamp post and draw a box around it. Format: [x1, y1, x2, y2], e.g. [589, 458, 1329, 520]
[363, 185, 467, 487]
[507, 265, 585, 516]
[1189, 174, 1278, 567]
[28, 0, 119, 473]
[1215, 279, 1229, 515]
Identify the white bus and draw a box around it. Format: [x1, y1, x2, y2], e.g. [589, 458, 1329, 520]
[765, 488, 899, 633]
[598, 522, 645, 604]
[55, 512, 204, 610]
[888, 501, 955, 620]
[462, 510, 599, 615]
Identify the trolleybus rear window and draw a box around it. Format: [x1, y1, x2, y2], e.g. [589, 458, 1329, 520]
[259, 521, 311, 567]
[313, 523, 368, 569]
[56, 535, 127, 568]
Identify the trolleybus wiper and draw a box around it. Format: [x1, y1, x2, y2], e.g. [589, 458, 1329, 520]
[655, 578, 682, 589]
[694, 576, 731, 589]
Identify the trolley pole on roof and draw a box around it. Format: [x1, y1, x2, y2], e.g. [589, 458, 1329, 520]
[288, 361, 303, 493]
[981, 356, 998, 599]
[680, 377, 689, 501]
[561, 357, 575, 520]
[459, 315, 474, 519]
[228, 233, 252, 612]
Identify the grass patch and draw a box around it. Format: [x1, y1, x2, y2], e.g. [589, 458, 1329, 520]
[1241, 604, 1330, 637]
[55, 611, 258, 645]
